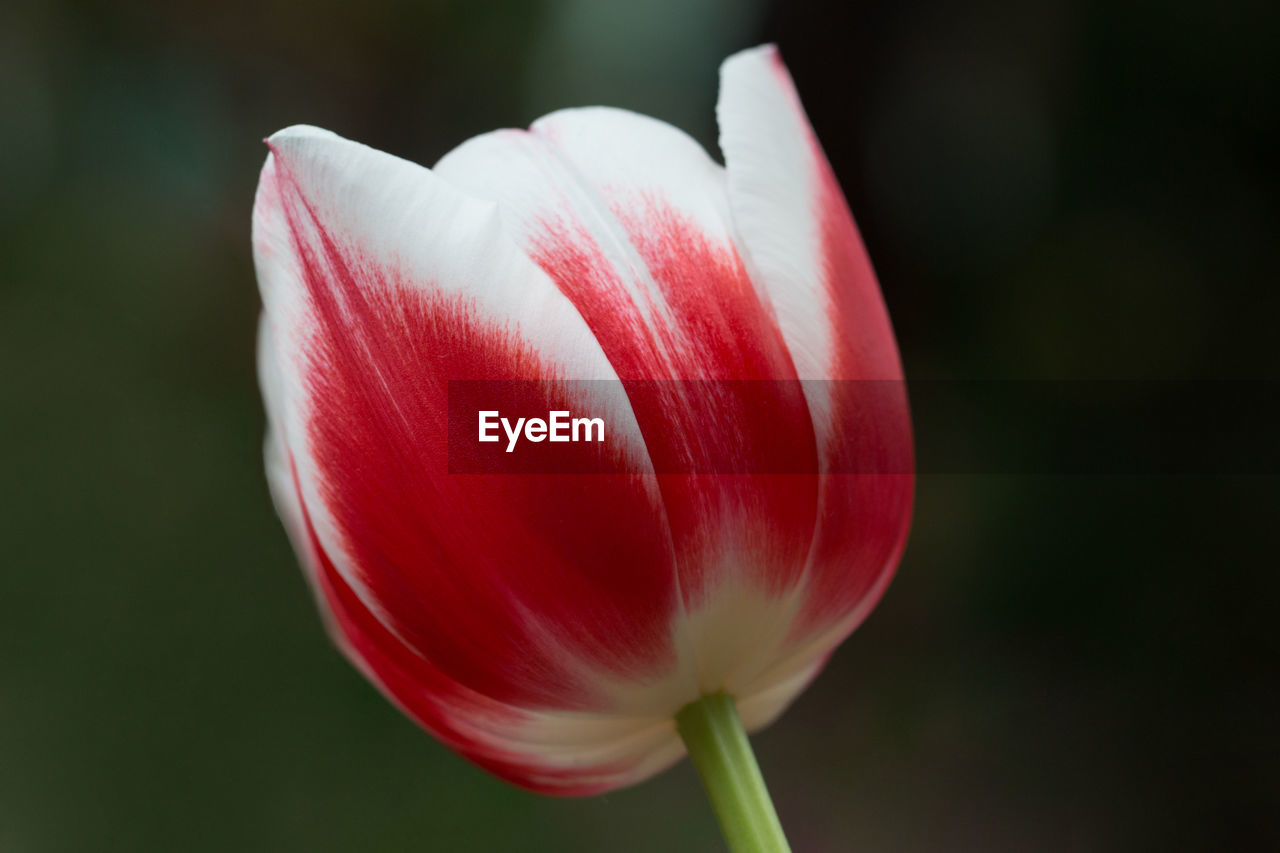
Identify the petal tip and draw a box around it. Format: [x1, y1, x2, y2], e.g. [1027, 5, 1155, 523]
[263, 125, 345, 161]
[528, 105, 653, 139]
[721, 43, 781, 74]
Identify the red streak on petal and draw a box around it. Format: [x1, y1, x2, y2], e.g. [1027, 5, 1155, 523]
[530, 198, 819, 601]
[292, 458, 638, 795]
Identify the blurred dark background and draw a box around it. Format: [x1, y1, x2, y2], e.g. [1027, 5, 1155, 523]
[2, 0, 1277, 850]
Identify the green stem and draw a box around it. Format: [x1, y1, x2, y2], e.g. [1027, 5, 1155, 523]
[675, 692, 792, 853]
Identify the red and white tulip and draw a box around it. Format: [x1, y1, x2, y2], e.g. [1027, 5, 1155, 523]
[254, 45, 912, 795]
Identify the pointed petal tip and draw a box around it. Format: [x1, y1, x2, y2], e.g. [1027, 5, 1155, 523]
[263, 125, 346, 161]
[721, 43, 781, 74]
[266, 124, 338, 144]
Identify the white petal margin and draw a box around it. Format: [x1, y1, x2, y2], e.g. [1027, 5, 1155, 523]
[717, 45, 839, 387]
[256, 314, 321, 594]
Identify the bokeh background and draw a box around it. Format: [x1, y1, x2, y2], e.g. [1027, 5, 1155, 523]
[3, 0, 1278, 850]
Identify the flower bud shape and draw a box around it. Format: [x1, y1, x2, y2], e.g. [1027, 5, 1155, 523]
[254, 45, 913, 795]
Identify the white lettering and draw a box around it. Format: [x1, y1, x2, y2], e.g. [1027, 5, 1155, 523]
[502, 417, 525, 453]
[482, 411, 605, 452]
[549, 411, 570, 442]
[573, 417, 605, 442]
[478, 411, 499, 442]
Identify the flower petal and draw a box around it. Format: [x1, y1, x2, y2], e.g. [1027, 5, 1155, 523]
[253, 127, 691, 727]
[434, 109, 823, 696]
[718, 47, 914, 642]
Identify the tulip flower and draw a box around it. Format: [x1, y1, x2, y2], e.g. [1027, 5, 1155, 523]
[254, 44, 912, 851]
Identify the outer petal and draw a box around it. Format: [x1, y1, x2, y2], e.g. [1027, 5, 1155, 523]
[254, 126, 698, 791]
[717, 48, 914, 653]
[432, 110, 823, 708]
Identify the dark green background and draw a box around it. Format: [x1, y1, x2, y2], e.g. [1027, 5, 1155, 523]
[3, 0, 1277, 850]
